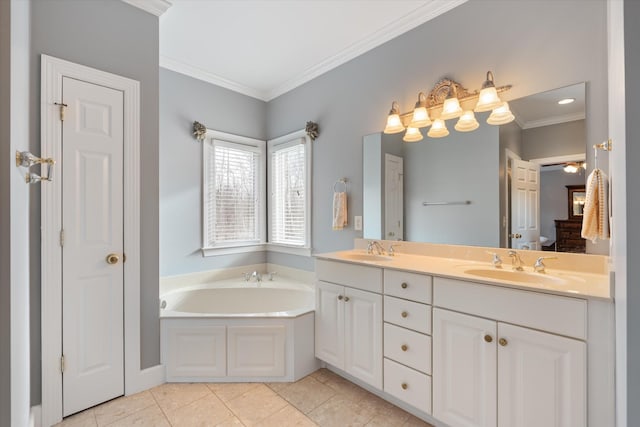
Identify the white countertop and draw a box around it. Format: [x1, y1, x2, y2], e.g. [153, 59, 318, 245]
[315, 250, 612, 300]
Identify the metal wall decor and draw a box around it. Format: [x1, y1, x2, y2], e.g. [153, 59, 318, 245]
[193, 121, 207, 142]
[305, 121, 319, 141]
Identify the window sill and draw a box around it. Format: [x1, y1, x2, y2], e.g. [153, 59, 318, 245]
[201, 243, 312, 257]
[266, 244, 312, 257]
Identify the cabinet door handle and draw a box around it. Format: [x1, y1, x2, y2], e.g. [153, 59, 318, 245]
[337, 295, 343, 300]
[499, 338, 508, 347]
[401, 311, 408, 318]
[484, 334, 493, 343]
[344, 296, 350, 302]
[401, 282, 408, 289]
[401, 383, 408, 390]
[401, 344, 408, 352]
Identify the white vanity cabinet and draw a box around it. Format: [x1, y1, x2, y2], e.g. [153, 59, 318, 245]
[432, 277, 587, 427]
[315, 260, 383, 389]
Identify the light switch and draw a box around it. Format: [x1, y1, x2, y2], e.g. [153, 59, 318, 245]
[354, 215, 362, 231]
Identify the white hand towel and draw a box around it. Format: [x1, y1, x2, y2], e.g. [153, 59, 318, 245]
[333, 191, 348, 230]
[581, 168, 609, 242]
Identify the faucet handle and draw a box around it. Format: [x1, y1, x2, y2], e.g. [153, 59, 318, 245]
[268, 271, 278, 281]
[388, 243, 401, 256]
[486, 251, 503, 268]
[534, 256, 557, 273]
[242, 272, 251, 282]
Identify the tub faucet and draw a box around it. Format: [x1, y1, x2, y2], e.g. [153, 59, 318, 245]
[251, 271, 262, 282]
[367, 240, 385, 255]
[507, 250, 525, 271]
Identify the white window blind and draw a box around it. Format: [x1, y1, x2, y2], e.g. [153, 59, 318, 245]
[204, 135, 265, 249]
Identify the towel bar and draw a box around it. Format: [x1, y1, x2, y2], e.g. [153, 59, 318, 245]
[422, 200, 471, 206]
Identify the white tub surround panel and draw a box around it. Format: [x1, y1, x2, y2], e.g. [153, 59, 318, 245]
[314, 243, 614, 427]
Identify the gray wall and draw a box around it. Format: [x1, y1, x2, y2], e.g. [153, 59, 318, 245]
[625, 0, 640, 424]
[159, 68, 268, 276]
[30, 0, 160, 403]
[539, 169, 587, 241]
[403, 121, 500, 246]
[522, 120, 586, 160]
[266, 0, 608, 263]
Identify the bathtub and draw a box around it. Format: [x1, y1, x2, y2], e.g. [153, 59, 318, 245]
[160, 278, 318, 382]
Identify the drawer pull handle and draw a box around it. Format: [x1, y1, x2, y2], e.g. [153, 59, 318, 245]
[401, 383, 408, 390]
[401, 311, 408, 318]
[499, 338, 508, 347]
[401, 344, 408, 352]
[401, 282, 408, 289]
[484, 335, 493, 343]
[337, 295, 343, 301]
[344, 296, 350, 302]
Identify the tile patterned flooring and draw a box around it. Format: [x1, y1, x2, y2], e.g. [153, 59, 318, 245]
[55, 369, 433, 427]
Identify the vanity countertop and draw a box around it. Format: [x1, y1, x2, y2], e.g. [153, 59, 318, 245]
[315, 250, 612, 300]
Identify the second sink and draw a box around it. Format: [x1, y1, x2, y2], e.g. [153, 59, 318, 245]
[463, 268, 568, 286]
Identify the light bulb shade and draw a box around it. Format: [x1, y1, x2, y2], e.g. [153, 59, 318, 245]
[455, 110, 480, 132]
[410, 106, 431, 128]
[564, 164, 579, 173]
[440, 97, 463, 120]
[487, 102, 515, 125]
[383, 101, 405, 134]
[475, 86, 502, 112]
[403, 127, 423, 143]
[427, 119, 449, 138]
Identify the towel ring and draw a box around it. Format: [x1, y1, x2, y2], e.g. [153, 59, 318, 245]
[333, 178, 347, 193]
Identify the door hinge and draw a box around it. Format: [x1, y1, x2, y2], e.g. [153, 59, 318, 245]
[54, 102, 68, 121]
[60, 229, 64, 247]
[60, 354, 65, 374]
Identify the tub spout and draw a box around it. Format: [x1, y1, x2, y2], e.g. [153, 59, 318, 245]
[251, 271, 262, 282]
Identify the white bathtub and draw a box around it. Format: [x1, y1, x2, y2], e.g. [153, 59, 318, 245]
[160, 278, 318, 382]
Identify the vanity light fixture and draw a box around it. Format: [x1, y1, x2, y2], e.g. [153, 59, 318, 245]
[403, 126, 424, 142]
[563, 161, 586, 173]
[383, 101, 405, 134]
[383, 71, 512, 140]
[558, 98, 576, 105]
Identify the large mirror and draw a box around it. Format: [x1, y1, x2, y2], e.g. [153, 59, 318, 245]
[363, 83, 592, 253]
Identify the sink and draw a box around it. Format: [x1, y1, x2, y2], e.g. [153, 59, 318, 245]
[337, 252, 393, 262]
[462, 268, 568, 286]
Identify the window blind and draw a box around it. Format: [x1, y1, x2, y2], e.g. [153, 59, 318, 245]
[270, 141, 306, 246]
[207, 141, 260, 246]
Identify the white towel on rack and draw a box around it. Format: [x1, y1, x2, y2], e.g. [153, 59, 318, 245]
[581, 168, 609, 242]
[333, 191, 348, 230]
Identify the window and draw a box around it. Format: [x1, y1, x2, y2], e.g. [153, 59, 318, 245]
[268, 130, 312, 254]
[202, 131, 265, 253]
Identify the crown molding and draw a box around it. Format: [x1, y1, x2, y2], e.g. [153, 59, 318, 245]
[267, 0, 468, 101]
[160, 55, 269, 101]
[520, 112, 586, 129]
[122, 0, 172, 17]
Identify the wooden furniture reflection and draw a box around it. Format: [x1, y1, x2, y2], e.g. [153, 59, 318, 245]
[555, 220, 586, 253]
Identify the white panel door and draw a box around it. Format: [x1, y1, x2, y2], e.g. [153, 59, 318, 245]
[497, 323, 586, 427]
[315, 281, 345, 369]
[384, 153, 404, 240]
[510, 158, 540, 250]
[62, 77, 124, 416]
[345, 287, 382, 389]
[433, 308, 497, 427]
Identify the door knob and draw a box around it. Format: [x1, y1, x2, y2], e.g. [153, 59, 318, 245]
[106, 253, 120, 265]
[510, 233, 522, 239]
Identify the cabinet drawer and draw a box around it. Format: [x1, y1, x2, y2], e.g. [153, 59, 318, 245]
[384, 358, 432, 414]
[433, 277, 587, 340]
[384, 323, 431, 374]
[384, 270, 432, 304]
[316, 259, 382, 293]
[384, 296, 431, 335]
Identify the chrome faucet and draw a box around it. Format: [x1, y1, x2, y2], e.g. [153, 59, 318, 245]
[367, 240, 386, 255]
[533, 256, 557, 273]
[251, 271, 262, 282]
[486, 251, 503, 268]
[388, 243, 401, 256]
[507, 250, 525, 271]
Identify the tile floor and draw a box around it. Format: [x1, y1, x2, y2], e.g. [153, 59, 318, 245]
[55, 369, 434, 427]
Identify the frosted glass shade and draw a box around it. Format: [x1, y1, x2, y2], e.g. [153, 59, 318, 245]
[564, 164, 579, 173]
[384, 113, 405, 134]
[475, 86, 502, 112]
[427, 119, 449, 138]
[403, 127, 423, 142]
[440, 97, 463, 120]
[410, 107, 432, 128]
[455, 110, 480, 132]
[487, 102, 515, 125]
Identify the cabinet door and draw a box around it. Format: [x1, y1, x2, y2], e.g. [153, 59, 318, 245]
[433, 308, 497, 427]
[497, 323, 586, 427]
[315, 281, 344, 369]
[344, 287, 383, 389]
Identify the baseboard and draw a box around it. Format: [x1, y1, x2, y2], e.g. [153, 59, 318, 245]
[126, 364, 165, 395]
[30, 405, 42, 427]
